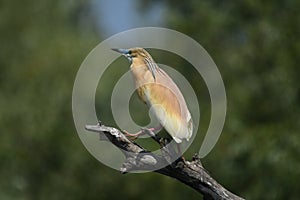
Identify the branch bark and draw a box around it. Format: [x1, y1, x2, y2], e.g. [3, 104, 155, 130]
[85, 122, 245, 200]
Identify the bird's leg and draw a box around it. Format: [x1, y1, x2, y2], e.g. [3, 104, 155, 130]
[176, 144, 186, 162]
[147, 124, 163, 133]
[123, 124, 163, 140]
[177, 144, 182, 156]
[122, 130, 143, 140]
[177, 144, 186, 160]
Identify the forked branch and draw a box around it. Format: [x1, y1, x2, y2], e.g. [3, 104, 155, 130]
[85, 122, 244, 200]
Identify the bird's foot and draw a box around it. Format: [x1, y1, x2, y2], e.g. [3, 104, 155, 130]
[122, 130, 143, 140]
[180, 156, 186, 162]
[123, 125, 162, 141]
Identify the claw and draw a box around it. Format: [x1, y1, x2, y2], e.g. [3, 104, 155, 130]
[122, 130, 141, 140]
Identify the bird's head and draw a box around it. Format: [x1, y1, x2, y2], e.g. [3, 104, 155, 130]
[112, 47, 157, 80]
[111, 47, 153, 63]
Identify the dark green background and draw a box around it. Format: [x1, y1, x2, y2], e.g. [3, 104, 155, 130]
[1, 0, 299, 199]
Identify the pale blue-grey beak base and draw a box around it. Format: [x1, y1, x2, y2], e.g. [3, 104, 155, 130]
[111, 48, 132, 62]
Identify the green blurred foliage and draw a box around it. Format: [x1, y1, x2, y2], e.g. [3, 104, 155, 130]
[1, 0, 299, 199]
[148, 0, 300, 199]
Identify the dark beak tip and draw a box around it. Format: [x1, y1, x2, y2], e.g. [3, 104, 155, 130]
[111, 48, 130, 54]
[111, 48, 119, 53]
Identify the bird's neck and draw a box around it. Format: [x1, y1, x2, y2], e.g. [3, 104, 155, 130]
[130, 61, 154, 86]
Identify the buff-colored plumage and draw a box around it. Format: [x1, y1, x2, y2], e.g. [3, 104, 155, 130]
[112, 47, 193, 143]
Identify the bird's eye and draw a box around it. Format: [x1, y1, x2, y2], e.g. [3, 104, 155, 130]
[128, 50, 132, 54]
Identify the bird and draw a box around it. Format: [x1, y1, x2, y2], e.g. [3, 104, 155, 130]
[112, 47, 193, 144]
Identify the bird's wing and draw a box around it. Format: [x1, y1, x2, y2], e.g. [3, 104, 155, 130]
[143, 68, 193, 143]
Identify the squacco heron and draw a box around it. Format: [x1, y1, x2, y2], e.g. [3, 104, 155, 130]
[112, 47, 193, 144]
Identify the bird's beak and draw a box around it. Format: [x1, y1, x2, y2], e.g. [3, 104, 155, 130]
[112, 48, 132, 62]
[111, 48, 130, 55]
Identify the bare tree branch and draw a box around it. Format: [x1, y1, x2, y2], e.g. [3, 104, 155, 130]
[85, 122, 245, 200]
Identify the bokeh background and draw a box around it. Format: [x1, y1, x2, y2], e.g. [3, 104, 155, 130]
[1, 0, 299, 199]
